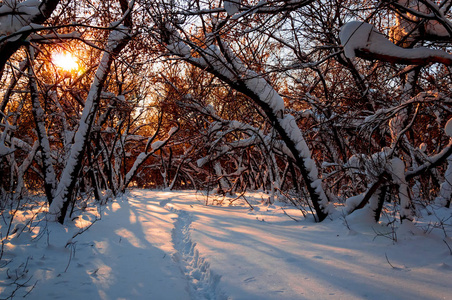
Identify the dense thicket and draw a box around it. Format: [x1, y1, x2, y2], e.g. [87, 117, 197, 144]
[1, 0, 452, 224]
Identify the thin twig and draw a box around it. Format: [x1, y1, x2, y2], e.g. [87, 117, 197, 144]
[22, 279, 38, 298]
[64, 243, 75, 273]
[443, 239, 452, 255]
[385, 253, 397, 269]
[65, 217, 99, 247]
[281, 207, 299, 222]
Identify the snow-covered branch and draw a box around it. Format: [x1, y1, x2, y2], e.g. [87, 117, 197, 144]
[28, 48, 57, 204]
[49, 17, 132, 223]
[0, 0, 60, 72]
[385, 0, 452, 38]
[340, 21, 452, 65]
[0, 112, 14, 157]
[121, 126, 179, 192]
[179, 0, 316, 16]
[162, 31, 331, 220]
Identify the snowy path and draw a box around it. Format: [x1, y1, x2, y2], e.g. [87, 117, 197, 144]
[169, 207, 226, 299]
[155, 191, 452, 300]
[2, 190, 452, 299]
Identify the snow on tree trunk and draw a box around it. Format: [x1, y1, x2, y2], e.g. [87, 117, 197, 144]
[49, 54, 111, 222]
[49, 26, 130, 223]
[29, 56, 57, 205]
[0, 114, 14, 157]
[167, 159, 183, 191]
[436, 118, 452, 207]
[13, 141, 39, 200]
[436, 155, 452, 207]
[213, 161, 230, 194]
[112, 132, 126, 194]
[180, 42, 330, 221]
[277, 114, 330, 220]
[390, 157, 414, 221]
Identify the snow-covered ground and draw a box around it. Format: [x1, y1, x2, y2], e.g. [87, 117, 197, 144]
[1, 190, 452, 299]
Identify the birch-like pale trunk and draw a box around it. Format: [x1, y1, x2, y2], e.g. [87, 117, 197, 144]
[28, 52, 57, 204]
[13, 141, 39, 200]
[213, 161, 230, 193]
[437, 154, 452, 208]
[168, 158, 185, 191]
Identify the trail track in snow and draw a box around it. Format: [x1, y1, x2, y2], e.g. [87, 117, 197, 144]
[4, 190, 451, 300]
[168, 205, 227, 300]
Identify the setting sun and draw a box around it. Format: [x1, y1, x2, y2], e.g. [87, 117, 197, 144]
[52, 52, 79, 72]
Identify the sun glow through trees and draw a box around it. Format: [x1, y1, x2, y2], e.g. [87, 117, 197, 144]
[52, 52, 80, 73]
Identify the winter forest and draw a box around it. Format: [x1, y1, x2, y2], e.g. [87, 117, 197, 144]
[1, 0, 452, 299]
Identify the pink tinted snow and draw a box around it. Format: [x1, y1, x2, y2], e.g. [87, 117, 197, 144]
[3, 190, 452, 299]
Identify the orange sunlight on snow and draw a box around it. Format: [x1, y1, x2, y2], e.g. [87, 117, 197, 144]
[115, 228, 145, 249]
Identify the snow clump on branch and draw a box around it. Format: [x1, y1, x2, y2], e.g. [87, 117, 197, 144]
[0, 0, 41, 36]
[339, 21, 452, 65]
[164, 23, 190, 57]
[224, 0, 241, 16]
[107, 25, 130, 51]
[445, 118, 452, 137]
